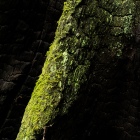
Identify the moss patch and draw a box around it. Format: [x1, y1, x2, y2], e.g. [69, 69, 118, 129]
[16, 0, 86, 139]
[16, 0, 136, 139]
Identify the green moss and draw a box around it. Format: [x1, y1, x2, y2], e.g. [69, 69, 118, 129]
[16, 0, 136, 139]
[16, 0, 84, 140]
[100, 0, 135, 57]
[56, 0, 82, 40]
[60, 62, 90, 115]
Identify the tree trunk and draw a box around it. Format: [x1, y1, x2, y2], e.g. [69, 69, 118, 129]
[0, 0, 140, 140]
[16, 0, 140, 140]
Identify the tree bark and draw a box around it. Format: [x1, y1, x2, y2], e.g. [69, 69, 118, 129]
[16, 0, 140, 140]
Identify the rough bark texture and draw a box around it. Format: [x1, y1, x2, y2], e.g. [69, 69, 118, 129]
[45, 1, 140, 140]
[0, 0, 65, 139]
[17, 0, 140, 140]
[1, 0, 140, 140]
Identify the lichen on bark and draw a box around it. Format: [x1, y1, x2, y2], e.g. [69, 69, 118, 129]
[16, 0, 136, 139]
